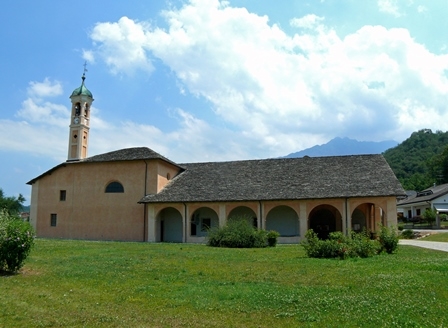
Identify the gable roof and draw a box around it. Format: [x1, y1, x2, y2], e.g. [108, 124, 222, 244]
[82, 147, 180, 166]
[27, 147, 180, 185]
[139, 154, 405, 203]
[397, 183, 448, 206]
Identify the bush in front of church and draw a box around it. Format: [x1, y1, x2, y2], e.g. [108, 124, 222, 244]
[301, 229, 381, 259]
[0, 209, 35, 273]
[207, 216, 277, 248]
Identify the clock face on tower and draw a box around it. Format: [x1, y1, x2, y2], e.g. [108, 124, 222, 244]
[74, 117, 80, 124]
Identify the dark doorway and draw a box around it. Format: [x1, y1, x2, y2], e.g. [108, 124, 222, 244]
[309, 206, 341, 239]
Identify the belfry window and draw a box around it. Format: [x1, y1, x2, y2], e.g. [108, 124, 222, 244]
[75, 103, 81, 116]
[105, 181, 124, 193]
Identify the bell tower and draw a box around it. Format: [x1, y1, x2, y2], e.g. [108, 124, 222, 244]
[67, 66, 94, 161]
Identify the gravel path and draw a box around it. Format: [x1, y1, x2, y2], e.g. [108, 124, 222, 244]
[399, 239, 448, 253]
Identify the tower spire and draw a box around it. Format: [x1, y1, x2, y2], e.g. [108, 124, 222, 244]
[82, 61, 88, 82]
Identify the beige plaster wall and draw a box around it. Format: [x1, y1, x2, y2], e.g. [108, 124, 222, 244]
[33, 161, 146, 241]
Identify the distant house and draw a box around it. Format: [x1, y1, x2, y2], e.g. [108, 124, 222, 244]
[20, 212, 30, 222]
[26, 75, 406, 243]
[397, 183, 448, 219]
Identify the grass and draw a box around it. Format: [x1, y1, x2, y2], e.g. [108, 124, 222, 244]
[422, 232, 448, 242]
[1, 239, 448, 327]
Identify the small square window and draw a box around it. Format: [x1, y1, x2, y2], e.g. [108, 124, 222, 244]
[50, 213, 57, 227]
[60, 190, 66, 201]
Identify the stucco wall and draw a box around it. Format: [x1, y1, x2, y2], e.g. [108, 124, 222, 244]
[32, 161, 145, 241]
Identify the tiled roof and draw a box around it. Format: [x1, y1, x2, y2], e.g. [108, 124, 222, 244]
[82, 147, 180, 167]
[139, 154, 405, 203]
[397, 183, 448, 206]
[27, 147, 180, 185]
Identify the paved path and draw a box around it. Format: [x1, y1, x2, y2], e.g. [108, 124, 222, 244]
[399, 239, 448, 252]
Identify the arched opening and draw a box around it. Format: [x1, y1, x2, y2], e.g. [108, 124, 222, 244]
[266, 206, 299, 236]
[308, 204, 342, 239]
[105, 181, 124, 193]
[74, 102, 81, 116]
[190, 207, 219, 237]
[228, 206, 257, 228]
[351, 208, 367, 232]
[156, 207, 183, 242]
[352, 203, 385, 233]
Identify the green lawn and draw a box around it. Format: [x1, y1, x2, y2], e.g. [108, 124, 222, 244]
[1, 239, 448, 327]
[422, 232, 448, 242]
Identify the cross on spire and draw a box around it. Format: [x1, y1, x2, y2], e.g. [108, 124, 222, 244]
[82, 61, 88, 82]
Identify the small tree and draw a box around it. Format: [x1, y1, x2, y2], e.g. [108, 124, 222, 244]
[422, 208, 437, 225]
[0, 209, 35, 273]
[0, 188, 26, 216]
[378, 224, 399, 254]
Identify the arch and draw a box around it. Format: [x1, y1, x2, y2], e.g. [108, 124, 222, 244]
[352, 203, 385, 233]
[105, 181, 124, 193]
[228, 206, 257, 228]
[190, 207, 219, 237]
[308, 204, 342, 239]
[74, 102, 81, 116]
[266, 205, 299, 236]
[351, 208, 366, 232]
[156, 207, 183, 242]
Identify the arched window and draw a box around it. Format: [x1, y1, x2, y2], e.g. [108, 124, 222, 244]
[75, 103, 81, 116]
[105, 181, 124, 193]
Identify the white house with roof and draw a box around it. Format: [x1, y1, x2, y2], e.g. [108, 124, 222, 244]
[397, 183, 448, 220]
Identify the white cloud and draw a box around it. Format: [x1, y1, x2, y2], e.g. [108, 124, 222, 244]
[82, 49, 95, 63]
[84, 0, 448, 156]
[90, 16, 154, 75]
[2, 75, 250, 163]
[27, 78, 63, 98]
[417, 5, 427, 13]
[290, 14, 324, 29]
[377, 0, 402, 17]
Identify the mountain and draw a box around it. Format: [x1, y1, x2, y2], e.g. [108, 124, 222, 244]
[284, 137, 398, 158]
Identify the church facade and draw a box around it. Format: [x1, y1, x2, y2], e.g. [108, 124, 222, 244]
[27, 76, 405, 243]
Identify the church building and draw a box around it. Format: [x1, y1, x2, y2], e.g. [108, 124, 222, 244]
[27, 75, 405, 243]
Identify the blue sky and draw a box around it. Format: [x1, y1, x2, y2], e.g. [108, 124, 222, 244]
[1, 0, 448, 204]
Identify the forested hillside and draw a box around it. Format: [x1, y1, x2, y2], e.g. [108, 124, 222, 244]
[383, 129, 448, 191]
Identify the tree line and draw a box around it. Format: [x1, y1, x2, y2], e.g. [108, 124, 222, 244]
[383, 129, 448, 191]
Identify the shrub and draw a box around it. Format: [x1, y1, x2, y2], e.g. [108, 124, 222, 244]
[0, 209, 35, 273]
[440, 214, 447, 222]
[207, 216, 273, 248]
[378, 224, 399, 254]
[266, 230, 280, 247]
[422, 208, 437, 225]
[302, 230, 350, 259]
[400, 229, 415, 239]
[301, 229, 381, 259]
[350, 230, 380, 258]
